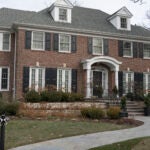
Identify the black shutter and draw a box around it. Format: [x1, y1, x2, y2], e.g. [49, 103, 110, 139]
[25, 31, 31, 49]
[23, 67, 29, 92]
[118, 71, 123, 97]
[88, 37, 93, 54]
[133, 42, 138, 58]
[134, 72, 143, 94]
[138, 43, 143, 58]
[45, 33, 51, 51]
[53, 34, 59, 51]
[45, 68, 57, 87]
[118, 40, 123, 57]
[71, 35, 77, 53]
[72, 69, 77, 93]
[103, 39, 109, 56]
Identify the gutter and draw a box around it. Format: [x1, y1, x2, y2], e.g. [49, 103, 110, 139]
[12, 22, 150, 42]
[13, 30, 17, 100]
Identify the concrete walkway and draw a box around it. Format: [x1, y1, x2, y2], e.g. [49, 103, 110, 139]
[10, 117, 150, 150]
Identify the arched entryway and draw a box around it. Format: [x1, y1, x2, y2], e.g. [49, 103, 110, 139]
[82, 56, 122, 98]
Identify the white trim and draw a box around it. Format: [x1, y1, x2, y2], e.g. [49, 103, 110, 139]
[123, 41, 133, 58]
[144, 73, 150, 94]
[31, 31, 45, 51]
[59, 34, 71, 53]
[0, 32, 11, 52]
[17, 25, 150, 43]
[0, 67, 10, 91]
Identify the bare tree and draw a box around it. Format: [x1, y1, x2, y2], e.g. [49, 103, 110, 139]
[130, 0, 145, 4]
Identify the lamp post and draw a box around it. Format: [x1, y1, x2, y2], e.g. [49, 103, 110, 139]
[0, 115, 9, 150]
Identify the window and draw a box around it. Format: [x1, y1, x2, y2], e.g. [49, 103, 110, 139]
[0, 67, 9, 91]
[144, 44, 150, 58]
[123, 41, 132, 57]
[29, 67, 45, 91]
[32, 32, 44, 50]
[59, 8, 67, 21]
[0, 33, 10, 51]
[120, 17, 127, 29]
[93, 38, 103, 55]
[123, 72, 134, 94]
[59, 34, 71, 52]
[144, 73, 150, 94]
[57, 69, 71, 93]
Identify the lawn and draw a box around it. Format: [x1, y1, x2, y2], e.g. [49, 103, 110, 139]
[5, 119, 133, 149]
[90, 137, 150, 150]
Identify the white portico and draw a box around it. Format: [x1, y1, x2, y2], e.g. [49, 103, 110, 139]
[82, 56, 122, 98]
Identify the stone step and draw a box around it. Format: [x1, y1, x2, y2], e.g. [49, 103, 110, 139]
[128, 112, 144, 116]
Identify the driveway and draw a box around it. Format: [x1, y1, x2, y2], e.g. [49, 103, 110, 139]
[10, 117, 150, 150]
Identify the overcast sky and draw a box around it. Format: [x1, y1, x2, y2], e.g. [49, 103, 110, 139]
[0, 0, 150, 26]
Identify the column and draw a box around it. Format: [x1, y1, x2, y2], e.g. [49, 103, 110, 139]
[115, 67, 119, 90]
[86, 69, 91, 99]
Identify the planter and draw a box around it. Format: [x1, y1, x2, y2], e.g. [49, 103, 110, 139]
[144, 107, 150, 116]
[120, 111, 128, 118]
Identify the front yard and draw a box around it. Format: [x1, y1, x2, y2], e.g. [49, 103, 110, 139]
[5, 119, 135, 149]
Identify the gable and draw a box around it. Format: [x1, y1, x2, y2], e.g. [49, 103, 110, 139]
[116, 7, 133, 18]
[54, 0, 73, 8]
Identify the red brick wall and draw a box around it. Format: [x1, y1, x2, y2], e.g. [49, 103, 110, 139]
[14, 29, 150, 99]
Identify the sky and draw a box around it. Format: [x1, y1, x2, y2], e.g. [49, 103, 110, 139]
[0, 0, 150, 26]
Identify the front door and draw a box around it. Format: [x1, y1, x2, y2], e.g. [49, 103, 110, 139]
[93, 71, 102, 98]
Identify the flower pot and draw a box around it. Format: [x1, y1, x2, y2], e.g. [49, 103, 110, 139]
[144, 107, 150, 116]
[120, 111, 128, 118]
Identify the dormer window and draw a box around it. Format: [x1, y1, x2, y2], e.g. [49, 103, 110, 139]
[121, 17, 127, 29]
[59, 8, 67, 21]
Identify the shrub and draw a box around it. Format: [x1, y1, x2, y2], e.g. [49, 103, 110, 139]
[69, 93, 84, 102]
[40, 91, 51, 101]
[49, 91, 62, 102]
[61, 92, 70, 102]
[107, 107, 121, 119]
[25, 90, 41, 103]
[144, 96, 150, 107]
[0, 100, 19, 116]
[112, 86, 118, 98]
[81, 107, 105, 120]
[5, 102, 19, 116]
[120, 96, 127, 111]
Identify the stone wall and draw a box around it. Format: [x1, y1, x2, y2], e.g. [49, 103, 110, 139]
[19, 102, 106, 118]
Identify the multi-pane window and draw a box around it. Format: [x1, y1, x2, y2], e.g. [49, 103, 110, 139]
[121, 17, 127, 29]
[57, 69, 71, 93]
[123, 72, 134, 94]
[59, 8, 67, 21]
[32, 32, 44, 50]
[93, 38, 103, 55]
[123, 41, 132, 57]
[59, 34, 71, 52]
[30, 67, 45, 91]
[0, 33, 10, 51]
[144, 73, 150, 94]
[0, 68, 9, 91]
[143, 44, 150, 58]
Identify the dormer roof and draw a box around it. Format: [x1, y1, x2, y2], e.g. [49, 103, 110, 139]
[108, 6, 133, 20]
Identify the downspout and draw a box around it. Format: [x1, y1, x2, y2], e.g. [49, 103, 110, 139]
[13, 31, 17, 100]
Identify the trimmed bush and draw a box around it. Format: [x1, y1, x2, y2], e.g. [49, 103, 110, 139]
[49, 91, 62, 102]
[25, 90, 41, 103]
[61, 92, 70, 102]
[0, 100, 19, 116]
[81, 107, 105, 119]
[40, 91, 51, 102]
[107, 107, 121, 119]
[69, 93, 84, 102]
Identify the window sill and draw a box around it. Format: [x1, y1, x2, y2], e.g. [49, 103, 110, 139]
[123, 56, 133, 58]
[143, 57, 150, 60]
[0, 50, 11, 52]
[0, 89, 9, 92]
[59, 51, 71, 54]
[31, 49, 45, 51]
[92, 53, 103, 56]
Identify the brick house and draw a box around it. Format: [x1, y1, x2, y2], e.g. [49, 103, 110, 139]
[0, 0, 150, 100]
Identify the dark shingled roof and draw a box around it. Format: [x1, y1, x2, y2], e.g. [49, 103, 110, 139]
[0, 6, 150, 39]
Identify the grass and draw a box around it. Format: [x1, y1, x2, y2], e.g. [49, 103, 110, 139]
[90, 137, 150, 150]
[5, 119, 132, 149]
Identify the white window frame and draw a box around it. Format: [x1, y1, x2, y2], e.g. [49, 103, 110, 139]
[120, 17, 127, 29]
[143, 43, 150, 59]
[92, 37, 103, 55]
[59, 8, 68, 22]
[144, 73, 150, 94]
[31, 31, 45, 51]
[29, 67, 45, 91]
[0, 67, 10, 91]
[123, 41, 133, 57]
[59, 34, 71, 53]
[57, 68, 72, 93]
[123, 72, 134, 94]
[0, 32, 11, 52]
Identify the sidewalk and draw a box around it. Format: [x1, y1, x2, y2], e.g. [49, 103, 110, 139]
[10, 117, 150, 150]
